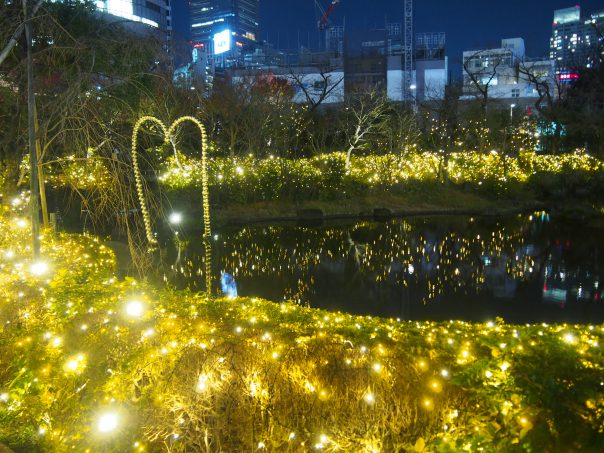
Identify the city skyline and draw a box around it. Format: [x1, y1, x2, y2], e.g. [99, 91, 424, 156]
[172, 0, 604, 64]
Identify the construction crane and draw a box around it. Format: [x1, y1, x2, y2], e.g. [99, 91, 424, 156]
[403, 0, 414, 103]
[314, 0, 341, 30]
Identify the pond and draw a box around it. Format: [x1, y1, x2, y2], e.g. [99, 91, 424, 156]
[161, 212, 604, 324]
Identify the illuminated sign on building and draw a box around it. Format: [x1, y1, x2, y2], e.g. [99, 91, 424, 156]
[214, 29, 231, 55]
[558, 71, 579, 82]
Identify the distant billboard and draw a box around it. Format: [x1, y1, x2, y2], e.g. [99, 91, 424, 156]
[214, 29, 231, 55]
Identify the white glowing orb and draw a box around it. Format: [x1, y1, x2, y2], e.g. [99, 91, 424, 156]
[125, 300, 145, 318]
[564, 333, 576, 344]
[196, 374, 209, 392]
[30, 261, 49, 276]
[169, 212, 182, 224]
[97, 412, 119, 433]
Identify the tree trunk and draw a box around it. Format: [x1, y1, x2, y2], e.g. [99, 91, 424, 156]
[25, 0, 40, 258]
[34, 106, 49, 227]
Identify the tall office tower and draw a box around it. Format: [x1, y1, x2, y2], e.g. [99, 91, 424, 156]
[190, 0, 260, 54]
[550, 5, 604, 75]
[94, 0, 172, 33]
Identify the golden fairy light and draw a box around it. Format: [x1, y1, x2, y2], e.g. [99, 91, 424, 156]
[1, 193, 604, 451]
[131, 115, 212, 294]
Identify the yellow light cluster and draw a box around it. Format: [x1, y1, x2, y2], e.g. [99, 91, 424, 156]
[1, 201, 603, 451]
[44, 148, 603, 198]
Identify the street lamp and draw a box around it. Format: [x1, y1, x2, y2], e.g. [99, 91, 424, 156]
[410, 84, 417, 113]
[510, 103, 516, 121]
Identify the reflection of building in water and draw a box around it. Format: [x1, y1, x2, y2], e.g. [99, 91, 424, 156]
[163, 212, 604, 320]
[542, 239, 601, 306]
[168, 214, 556, 305]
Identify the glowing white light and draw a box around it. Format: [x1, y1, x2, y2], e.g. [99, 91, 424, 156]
[30, 261, 48, 276]
[196, 374, 209, 392]
[0, 393, 8, 402]
[364, 392, 375, 403]
[564, 333, 576, 344]
[97, 412, 119, 433]
[169, 212, 182, 224]
[4, 250, 14, 259]
[440, 369, 449, 378]
[125, 300, 145, 318]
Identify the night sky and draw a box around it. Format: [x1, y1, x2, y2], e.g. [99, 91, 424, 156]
[172, 1, 604, 71]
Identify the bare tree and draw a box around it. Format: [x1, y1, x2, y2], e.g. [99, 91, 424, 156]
[462, 49, 505, 115]
[419, 83, 463, 184]
[341, 88, 389, 170]
[517, 60, 565, 153]
[381, 103, 420, 154]
[204, 78, 251, 157]
[0, 0, 44, 67]
[287, 65, 344, 112]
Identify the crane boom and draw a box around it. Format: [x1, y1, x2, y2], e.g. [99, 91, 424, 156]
[318, 0, 341, 30]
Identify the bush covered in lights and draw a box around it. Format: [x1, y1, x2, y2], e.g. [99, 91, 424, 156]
[1, 201, 604, 452]
[46, 149, 604, 207]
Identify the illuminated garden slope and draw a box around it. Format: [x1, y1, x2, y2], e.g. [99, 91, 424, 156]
[47, 150, 604, 205]
[1, 200, 603, 452]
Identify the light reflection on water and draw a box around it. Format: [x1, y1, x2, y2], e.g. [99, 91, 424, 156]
[162, 212, 604, 323]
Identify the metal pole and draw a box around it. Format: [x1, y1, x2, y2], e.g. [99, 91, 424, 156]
[24, 0, 41, 258]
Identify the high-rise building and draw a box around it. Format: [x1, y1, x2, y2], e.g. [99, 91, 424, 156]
[550, 5, 604, 73]
[190, 0, 260, 53]
[94, 0, 172, 33]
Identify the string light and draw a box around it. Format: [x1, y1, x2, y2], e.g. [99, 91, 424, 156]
[1, 190, 604, 451]
[30, 261, 49, 276]
[125, 300, 146, 318]
[131, 116, 212, 296]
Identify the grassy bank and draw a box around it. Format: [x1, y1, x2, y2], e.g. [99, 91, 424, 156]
[1, 201, 604, 452]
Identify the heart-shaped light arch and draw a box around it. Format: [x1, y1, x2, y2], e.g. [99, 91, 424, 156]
[131, 115, 212, 294]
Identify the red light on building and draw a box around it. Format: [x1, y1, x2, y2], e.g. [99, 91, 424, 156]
[558, 72, 579, 82]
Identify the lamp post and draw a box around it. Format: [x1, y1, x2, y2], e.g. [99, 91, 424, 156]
[510, 103, 516, 121]
[410, 84, 417, 113]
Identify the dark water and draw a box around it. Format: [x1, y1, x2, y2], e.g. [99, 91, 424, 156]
[162, 213, 604, 324]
